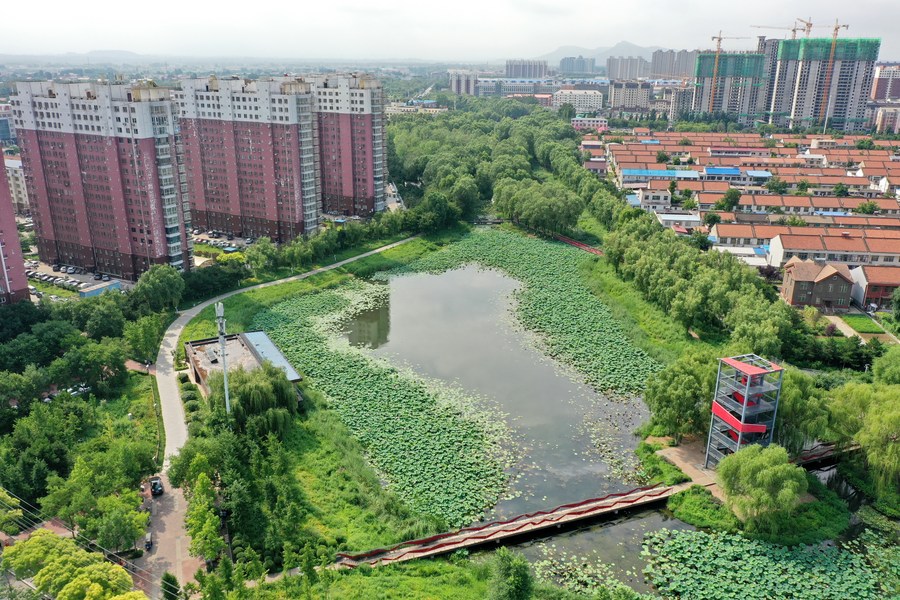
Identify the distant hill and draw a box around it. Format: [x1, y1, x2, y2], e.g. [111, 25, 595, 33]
[538, 41, 667, 66]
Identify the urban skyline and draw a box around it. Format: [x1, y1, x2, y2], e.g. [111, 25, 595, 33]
[2, 2, 900, 61]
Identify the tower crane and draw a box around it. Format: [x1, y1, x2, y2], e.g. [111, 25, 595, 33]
[751, 24, 801, 40]
[797, 17, 815, 38]
[709, 31, 750, 113]
[819, 19, 850, 126]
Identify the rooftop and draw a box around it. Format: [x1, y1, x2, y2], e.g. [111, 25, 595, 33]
[184, 331, 301, 394]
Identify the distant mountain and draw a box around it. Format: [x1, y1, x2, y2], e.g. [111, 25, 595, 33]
[538, 41, 667, 66]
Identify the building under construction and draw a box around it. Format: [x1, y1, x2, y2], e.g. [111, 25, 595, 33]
[705, 354, 784, 468]
[769, 38, 881, 132]
[691, 52, 768, 125]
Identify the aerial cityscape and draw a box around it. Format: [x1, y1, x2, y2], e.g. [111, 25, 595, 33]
[0, 4, 899, 600]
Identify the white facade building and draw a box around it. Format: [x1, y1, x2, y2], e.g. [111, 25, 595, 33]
[552, 89, 603, 112]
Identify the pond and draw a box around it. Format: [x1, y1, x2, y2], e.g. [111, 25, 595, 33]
[343, 265, 685, 589]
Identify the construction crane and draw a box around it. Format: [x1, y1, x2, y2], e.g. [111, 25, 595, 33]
[819, 19, 851, 126]
[751, 24, 801, 40]
[709, 31, 750, 113]
[797, 17, 815, 38]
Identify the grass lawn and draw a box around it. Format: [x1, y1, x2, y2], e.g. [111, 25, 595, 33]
[841, 314, 885, 334]
[193, 242, 223, 257]
[28, 277, 79, 299]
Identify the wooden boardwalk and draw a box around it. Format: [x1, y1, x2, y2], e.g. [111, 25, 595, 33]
[335, 484, 686, 568]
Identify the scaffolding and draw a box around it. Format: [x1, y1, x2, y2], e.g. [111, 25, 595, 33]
[694, 53, 765, 79]
[704, 354, 784, 468]
[776, 38, 881, 62]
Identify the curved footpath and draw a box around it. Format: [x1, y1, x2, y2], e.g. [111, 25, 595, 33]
[142, 236, 417, 598]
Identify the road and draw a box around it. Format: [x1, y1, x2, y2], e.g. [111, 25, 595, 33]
[145, 236, 417, 597]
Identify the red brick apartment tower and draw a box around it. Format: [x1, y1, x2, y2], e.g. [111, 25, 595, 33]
[312, 74, 386, 217]
[0, 164, 28, 303]
[175, 76, 321, 241]
[12, 81, 192, 280]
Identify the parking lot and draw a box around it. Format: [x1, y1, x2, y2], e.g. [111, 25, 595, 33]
[23, 259, 129, 302]
[191, 228, 256, 250]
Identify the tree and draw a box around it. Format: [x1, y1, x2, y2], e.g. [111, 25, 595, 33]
[489, 547, 534, 600]
[131, 265, 185, 313]
[774, 369, 829, 456]
[557, 103, 575, 121]
[703, 213, 721, 226]
[124, 314, 165, 364]
[855, 200, 878, 214]
[795, 179, 810, 194]
[717, 445, 808, 534]
[894, 287, 900, 319]
[855, 138, 876, 150]
[679, 137, 693, 146]
[186, 473, 225, 560]
[93, 495, 148, 552]
[85, 295, 126, 340]
[0, 487, 23, 534]
[714, 188, 741, 211]
[765, 177, 789, 194]
[642, 349, 717, 442]
[244, 237, 279, 277]
[656, 151, 670, 164]
[833, 182, 850, 197]
[873, 345, 900, 385]
[161, 572, 181, 600]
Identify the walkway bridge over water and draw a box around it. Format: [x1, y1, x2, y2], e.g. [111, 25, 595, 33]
[334, 441, 851, 568]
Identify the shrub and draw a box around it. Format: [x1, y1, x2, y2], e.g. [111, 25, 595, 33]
[635, 442, 690, 486]
[667, 485, 740, 532]
[178, 373, 190, 384]
[184, 400, 201, 413]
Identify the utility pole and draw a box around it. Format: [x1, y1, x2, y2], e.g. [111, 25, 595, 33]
[215, 302, 231, 414]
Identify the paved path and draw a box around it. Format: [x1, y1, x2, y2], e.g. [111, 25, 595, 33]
[148, 237, 417, 597]
[824, 315, 865, 343]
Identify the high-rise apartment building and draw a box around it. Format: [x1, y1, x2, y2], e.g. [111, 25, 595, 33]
[756, 36, 781, 120]
[606, 57, 650, 80]
[559, 56, 596, 74]
[175, 76, 321, 240]
[872, 63, 900, 101]
[769, 38, 880, 132]
[0, 163, 29, 303]
[311, 74, 385, 217]
[12, 81, 192, 280]
[449, 70, 478, 95]
[691, 52, 767, 125]
[4, 158, 29, 215]
[505, 60, 548, 79]
[608, 81, 652, 109]
[874, 106, 900, 134]
[650, 50, 699, 78]
[176, 74, 385, 233]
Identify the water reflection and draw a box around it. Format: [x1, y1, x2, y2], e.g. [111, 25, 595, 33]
[342, 266, 648, 518]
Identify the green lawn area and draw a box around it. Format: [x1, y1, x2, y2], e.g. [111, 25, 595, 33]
[841, 314, 885, 334]
[28, 277, 79, 299]
[193, 242, 223, 257]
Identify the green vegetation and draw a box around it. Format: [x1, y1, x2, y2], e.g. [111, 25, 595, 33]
[634, 442, 690, 486]
[667, 486, 741, 532]
[255, 278, 509, 527]
[717, 445, 808, 535]
[1, 529, 147, 600]
[841, 314, 885, 334]
[389, 227, 658, 394]
[643, 529, 885, 599]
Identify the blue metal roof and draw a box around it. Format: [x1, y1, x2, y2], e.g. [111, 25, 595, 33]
[814, 210, 851, 216]
[622, 169, 700, 179]
[705, 167, 741, 176]
[626, 194, 640, 207]
[746, 170, 773, 178]
[640, 139, 661, 144]
[242, 331, 302, 382]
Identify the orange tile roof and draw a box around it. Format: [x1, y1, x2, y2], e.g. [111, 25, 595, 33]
[858, 266, 900, 286]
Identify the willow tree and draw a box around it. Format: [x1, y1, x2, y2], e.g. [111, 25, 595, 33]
[207, 361, 298, 438]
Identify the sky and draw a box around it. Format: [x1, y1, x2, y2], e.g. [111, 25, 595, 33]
[3, 0, 899, 61]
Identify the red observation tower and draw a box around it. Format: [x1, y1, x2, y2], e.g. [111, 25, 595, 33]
[704, 354, 784, 468]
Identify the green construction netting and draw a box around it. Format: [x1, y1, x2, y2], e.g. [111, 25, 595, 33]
[776, 38, 881, 62]
[694, 53, 765, 78]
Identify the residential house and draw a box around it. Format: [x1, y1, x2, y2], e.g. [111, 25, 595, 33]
[780, 258, 852, 312]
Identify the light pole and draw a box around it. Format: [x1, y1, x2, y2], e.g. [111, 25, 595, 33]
[215, 302, 231, 414]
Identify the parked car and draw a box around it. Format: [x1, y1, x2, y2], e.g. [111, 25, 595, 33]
[102, 274, 110, 282]
[51, 264, 61, 272]
[144, 532, 153, 550]
[149, 477, 164, 496]
[93, 272, 103, 280]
